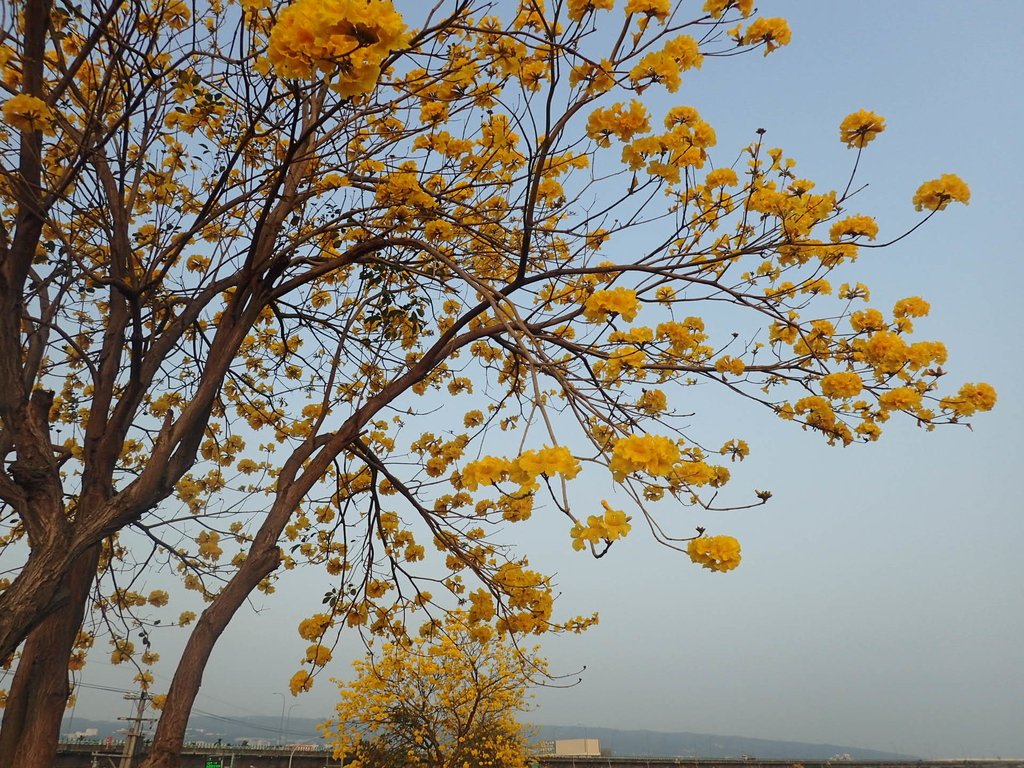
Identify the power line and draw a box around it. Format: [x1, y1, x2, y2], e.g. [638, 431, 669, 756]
[70, 682, 311, 739]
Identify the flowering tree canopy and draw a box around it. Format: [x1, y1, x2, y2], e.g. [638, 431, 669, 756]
[0, 0, 993, 766]
[322, 609, 540, 768]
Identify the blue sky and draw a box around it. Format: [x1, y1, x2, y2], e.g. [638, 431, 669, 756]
[64, 0, 1024, 758]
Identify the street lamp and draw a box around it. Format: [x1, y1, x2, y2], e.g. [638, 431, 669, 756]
[285, 703, 300, 744]
[273, 691, 286, 747]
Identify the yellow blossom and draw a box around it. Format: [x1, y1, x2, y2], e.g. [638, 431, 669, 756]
[2, 94, 54, 132]
[705, 167, 739, 188]
[703, 0, 754, 18]
[289, 670, 314, 696]
[830, 214, 878, 242]
[567, 0, 615, 22]
[298, 613, 333, 641]
[687, 535, 741, 572]
[609, 434, 680, 480]
[742, 17, 791, 54]
[461, 455, 511, 490]
[267, 0, 408, 98]
[878, 387, 922, 411]
[820, 372, 863, 399]
[839, 109, 886, 148]
[913, 174, 970, 211]
[625, 0, 671, 22]
[586, 101, 650, 146]
[941, 382, 997, 417]
[304, 643, 333, 666]
[714, 355, 745, 376]
[583, 287, 640, 322]
[893, 296, 930, 318]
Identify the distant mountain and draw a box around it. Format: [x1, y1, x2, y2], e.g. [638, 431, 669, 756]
[537, 724, 917, 760]
[61, 714, 916, 760]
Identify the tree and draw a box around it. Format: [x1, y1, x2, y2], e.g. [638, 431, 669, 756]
[0, 0, 995, 766]
[322, 610, 539, 768]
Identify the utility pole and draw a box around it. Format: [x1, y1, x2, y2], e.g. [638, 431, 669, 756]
[117, 691, 153, 768]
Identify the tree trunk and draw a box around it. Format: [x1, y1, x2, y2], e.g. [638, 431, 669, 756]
[141, 543, 282, 768]
[0, 544, 98, 768]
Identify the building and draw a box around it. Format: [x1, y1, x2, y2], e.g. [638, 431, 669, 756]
[553, 738, 601, 756]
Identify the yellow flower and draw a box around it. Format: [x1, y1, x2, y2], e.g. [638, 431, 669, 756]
[719, 439, 749, 462]
[941, 382, 997, 417]
[567, 0, 615, 22]
[196, 530, 223, 561]
[304, 643, 333, 666]
[289, 670, 314, 696]
[703, 0, 754, 19]
[586, 101, 650, 146]
[636, 388, 667, 414]
[850, 308, 886, 333]
[714, 355, 746, 376]
[839, 109, 886, 148]
[705, 168, 739, 188]
[913, 174, 970, 211]
[820, 372, 863, 400]
[599, 500, 631, 539]
[513, 445, 581, 482]
[742, 17, 791, 54]
[625, 0, 671, 22]
[110, 640, 135, 665]
[878, 387, 922, 411]
[267, 0, 408, 98]
[461, 455, 511, 490]
[829, 214, 878, 242]
[298, 612, 333, 641]
[582, 287, 641, 322]
[688, 535, 741, 572]
[467, 589, 495, 623]
[893, 296, 930, 318]
[860, 331, 910, 375]
[2, 94, 54, 132]
[609, 434, 680, 481]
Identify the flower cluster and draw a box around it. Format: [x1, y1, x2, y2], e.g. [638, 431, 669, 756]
[820, 371, 863, 400]
[608, 434, 680, 481]
[582, 287, 641, 322]
[625, 0, 672, 22]
[629, 35, 703, 93]
[2, 94, 54, 133]
[567, 0, 615, 22]
[687, 535, 741, 572]
[913, 174, 971, 211]
[586, 101, 650, 147]
[267, 0, 408, 98]
[839, 109, 886, 148]
[742, 17, 791, 55]
[703, 0, 754, 18]
[571, 500, 633, 550]
[940, 382, 997, 417]
[830, 214, 879, 242]
[461, 446, 580, 492]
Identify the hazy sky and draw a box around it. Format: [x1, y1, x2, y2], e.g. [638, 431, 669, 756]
[62, 0, 1023, 759]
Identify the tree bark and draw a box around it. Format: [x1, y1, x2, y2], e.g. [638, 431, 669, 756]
[0, 544, 98, 768]
[140, 543, 282, 768]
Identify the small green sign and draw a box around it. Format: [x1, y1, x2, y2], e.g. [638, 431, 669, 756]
[205, 760, 222, 768]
